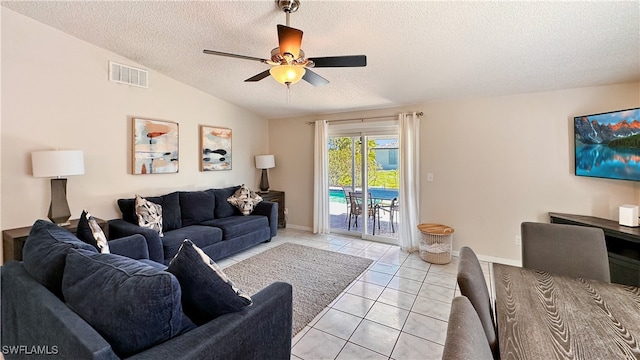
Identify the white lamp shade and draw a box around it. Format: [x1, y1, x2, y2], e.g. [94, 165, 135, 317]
[255, 155, 275, 169]
[32, 150, 85, 177]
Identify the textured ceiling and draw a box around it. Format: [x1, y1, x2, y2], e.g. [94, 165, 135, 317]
[3, 1, 639, 119]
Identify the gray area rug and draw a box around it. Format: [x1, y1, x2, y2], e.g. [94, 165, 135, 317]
[223, 242, 373, 336]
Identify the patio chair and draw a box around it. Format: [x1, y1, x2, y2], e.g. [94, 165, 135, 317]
[341, 187, 353, 223]
[345, 190, 377, 231]
[377, 197, 398, 233]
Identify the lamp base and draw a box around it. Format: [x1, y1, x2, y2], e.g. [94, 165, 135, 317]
[48, 178, 71, 226]
[259, 168, 270, 192]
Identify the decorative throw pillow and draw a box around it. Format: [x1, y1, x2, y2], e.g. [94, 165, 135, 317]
[22, 220, 97, 298]
[226, 184, 263, 216]
[135, 194, 163, 237]
[167, 239, 252, 325]
[210, 186, 241, 218]
[77, 210, 110, 253]
[62, 249, 192, 357]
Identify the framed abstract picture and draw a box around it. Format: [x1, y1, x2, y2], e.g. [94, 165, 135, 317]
[132, 117, 179, 174]
[200, 125, 232, 171]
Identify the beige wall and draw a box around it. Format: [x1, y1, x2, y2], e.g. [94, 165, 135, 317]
[3, 8, 639, 264]
[1, 9, 269, 240]
[269, 82, 640, 262]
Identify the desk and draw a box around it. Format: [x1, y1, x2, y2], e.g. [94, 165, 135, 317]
[493, 263, 640, 359]
[2, 218, 108, 262]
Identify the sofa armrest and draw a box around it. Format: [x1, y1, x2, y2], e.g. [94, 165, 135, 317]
[128, 282, 293, 360]
[253, 201, 278, 238]
[1, 262, 120, 360]
[108, 219, 164, 263]
[108, 234, 150, 260]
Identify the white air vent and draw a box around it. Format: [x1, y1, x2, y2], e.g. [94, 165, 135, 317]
[109, 61, 148, 88]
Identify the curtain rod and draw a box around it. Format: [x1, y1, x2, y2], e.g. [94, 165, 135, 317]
[306, 112, 423, 125]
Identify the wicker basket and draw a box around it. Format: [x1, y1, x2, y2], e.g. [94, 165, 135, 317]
[417, 223, 454, 264]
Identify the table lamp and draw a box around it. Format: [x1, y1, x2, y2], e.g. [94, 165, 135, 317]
[32, 150, 85, 226]
[255, 155, 275, 193]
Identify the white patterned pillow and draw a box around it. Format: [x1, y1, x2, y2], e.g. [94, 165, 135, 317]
[88, 213, 110, 254]
[227, 184, 263, 216]
[135, 195, 163, 237]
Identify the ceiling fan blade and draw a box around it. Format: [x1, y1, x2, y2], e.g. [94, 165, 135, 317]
[277, 25, 303, 59]
[302, 69, 329, 87]
[309, 55, 367, 68]
[203, 49, 269, 63]
[244, 70, 271, 82]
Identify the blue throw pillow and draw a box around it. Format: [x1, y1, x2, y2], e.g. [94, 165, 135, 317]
[22, 219, 97, 298]
[179, 191, 215, 226]
[167, 239, 252, 325]
[76, 210, 95, 247]
[210, 186, 242, 218]
[62, 249, 193, 357]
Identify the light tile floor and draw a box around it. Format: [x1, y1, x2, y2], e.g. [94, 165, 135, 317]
[217, 228, 492, 360]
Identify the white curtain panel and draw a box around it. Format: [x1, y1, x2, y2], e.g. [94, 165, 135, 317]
[313, 120, 330, 234]
[398, 112, 421, 252]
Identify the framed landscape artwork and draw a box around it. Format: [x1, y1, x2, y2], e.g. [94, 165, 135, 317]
[132, 117, 179, 174]
[200, 125, 232, 171]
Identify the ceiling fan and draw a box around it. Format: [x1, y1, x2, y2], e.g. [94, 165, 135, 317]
[203, 0, 366, 89]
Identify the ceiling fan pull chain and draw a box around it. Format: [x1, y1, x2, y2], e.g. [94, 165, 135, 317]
[286, 83, 291, 104]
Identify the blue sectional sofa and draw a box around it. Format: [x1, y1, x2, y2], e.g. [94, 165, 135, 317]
[1, 220, 293, 360]
[109, 186, 278, 265]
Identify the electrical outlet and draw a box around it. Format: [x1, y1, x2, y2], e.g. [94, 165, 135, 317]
[515, 235, 521, 246]
[427, 173, 434, 182]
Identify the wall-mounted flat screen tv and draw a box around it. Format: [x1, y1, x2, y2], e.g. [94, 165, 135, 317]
[575, 107, 640, 182]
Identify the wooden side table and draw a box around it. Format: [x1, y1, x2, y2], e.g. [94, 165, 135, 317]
[2, 218, 108, 263]
[260, 190, 286, 228]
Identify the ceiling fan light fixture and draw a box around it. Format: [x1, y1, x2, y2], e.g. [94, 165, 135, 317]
[269, 65, 306, 85]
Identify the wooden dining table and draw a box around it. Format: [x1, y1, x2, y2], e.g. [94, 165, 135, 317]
[493, 263, 640, 359]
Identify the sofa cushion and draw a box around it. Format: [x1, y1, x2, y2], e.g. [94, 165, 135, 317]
[62, 249, 191, 358]
[179, 191, 215, 226]
[76, 210, 110, 253]
[167, 240, 252, 325]
[210, 186, 242, 218]
[201, 215, 269, 240]
[136, 195, 164, 237]
[161, 225, 223, 263]
[22, 219, 97, 298]
[118, 192, 182, 231]
[227, 184, 263, 216]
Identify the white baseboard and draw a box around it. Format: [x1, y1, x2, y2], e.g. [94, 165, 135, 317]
[284, 224, 313, 232]
[284, 225, 522, 266]
[451, 249, 521, 267]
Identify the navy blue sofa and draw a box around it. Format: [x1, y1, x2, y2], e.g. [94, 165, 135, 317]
[1, 220, 293, 360]
[109, 186, 278, 265]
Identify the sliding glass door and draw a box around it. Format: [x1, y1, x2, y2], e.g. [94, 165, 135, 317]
[328, 130, 399, 243]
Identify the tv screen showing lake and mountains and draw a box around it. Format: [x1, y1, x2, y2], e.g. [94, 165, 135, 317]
[575, 108, 640, 182]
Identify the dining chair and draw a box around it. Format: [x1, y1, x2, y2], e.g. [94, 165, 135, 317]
[443, 296, 494, 360]
[457, 246, 498, 359]
[521, 222, 610, 282]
